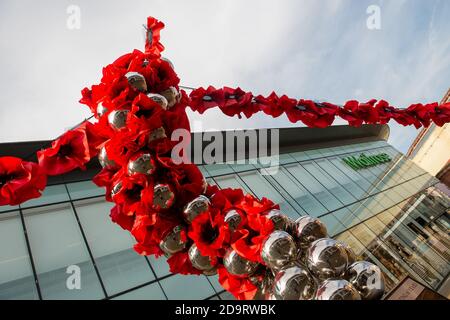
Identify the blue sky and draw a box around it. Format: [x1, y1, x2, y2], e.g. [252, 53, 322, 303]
[0, 0, 449, 153]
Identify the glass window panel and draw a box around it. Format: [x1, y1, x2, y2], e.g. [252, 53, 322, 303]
[203, 163, 234, 176]
[0, 211, 39, 300]
[262, 167, 324, 217]
[113, 282, 166, 300]
[206, 275, 225, 294]
[315, 159, 367, 199]
[147, 255, 171, 279]
[213, 174, 253, 195]
[23, 203, 104, 300]
[238, 170, 303, 219]
[75, 198, 154, 296]
[320, 214, 346, 237]
[289, 151, 310, 162]
[0, 204, 19, 213]
[160, 274, 215, 299]
[284, 164, 342, 211]
[301, 162, 356, 205]
[66, 181, 105, 200]
[20, 185, 70, 208]
[335, 231, 366, 256]
[350, 224, 378, 247]
[331, 207, 361, 229]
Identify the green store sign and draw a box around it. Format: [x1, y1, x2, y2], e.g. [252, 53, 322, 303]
[342, 153, 391, 170]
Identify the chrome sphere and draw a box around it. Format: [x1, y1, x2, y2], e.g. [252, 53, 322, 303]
[125, 71, 147, 92]
[272, 262, 316, 300]
[148, 127, 167, 142]
[261, 230, 297, 270]
[183, 195, 211, 223]
[315, 279, 361, 300]
[160, 87, 180, 108]
[294, 216, 328, 248]
[96, 101, 108, 117]
[153, 183, 175, 210]
[250, 271, 274, 300]
[159, 225, 187, 256]
[224, 248, 259, 278]
[110, 181, 122, 198]
[98, 146, 117, 169]
[224, 209, 242, 232]
[147, 93, 168, 109]
[127, 153, 156, 176]
[188, 243, 214, 271]
[346, 261, 385, 300]
[265, 209, 291, 231]
[306, 238, 349, 280]
[338, 241, 357, 266]
[107, 109, 129, 130]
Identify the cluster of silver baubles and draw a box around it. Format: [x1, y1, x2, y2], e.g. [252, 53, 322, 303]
[162, 195, 385, 300]
[168, 198, 385, 300]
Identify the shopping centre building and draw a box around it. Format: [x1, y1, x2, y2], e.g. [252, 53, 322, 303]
[0, 124, 449, 300]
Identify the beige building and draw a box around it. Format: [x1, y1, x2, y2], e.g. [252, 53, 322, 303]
[407, 88, 450, 190]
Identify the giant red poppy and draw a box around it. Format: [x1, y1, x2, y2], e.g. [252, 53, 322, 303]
[37, 128, 91, 176]
[0, 157, 47, 206]
[188, 211, 230, 259]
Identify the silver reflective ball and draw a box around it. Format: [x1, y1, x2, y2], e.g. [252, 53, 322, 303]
[224, 209, 242, 232]
[306, 238, 349, 280]
[261, 230, 297, 270]
[272, 263, 316, 300]
[338, 241, 357, 266]
[159, 225, 187, 256]
[96, 101, 108, 117]
[147, 93, 168, 109]
[107, 109, 129, 130]
[265, 209, 292, 231]
[188, 243, 214, 271]
[315, 279, 361, 300]
[148, 127, 167, 142]
[111, 181, 122, 198]
[153, 183, 175, 210]
[251, 272, 274, 300]
[183, 195, 211, 223]
[127, 153, 156, 176]
[294, 216, 328, 248]
[224, 248, 259, 278]
[125, 71, 147, 92]
[347, 261, 385, 300]
[161, 57, 174, 69]
[160, 87, 180, 108]
[98, 146, 117, 169]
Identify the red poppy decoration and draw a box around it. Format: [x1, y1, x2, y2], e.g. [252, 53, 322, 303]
[0, 157, 47, 206]
[37, 128, 91, 176]
[218, 266, 258, 300]
[188, 211, 230, 259]
[3, 16, 450, 300]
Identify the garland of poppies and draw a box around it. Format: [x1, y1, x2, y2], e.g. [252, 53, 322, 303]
[1, 16, 449, 300]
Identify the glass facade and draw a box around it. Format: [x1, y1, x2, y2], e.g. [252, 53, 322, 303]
[0, 139, 449, 300]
